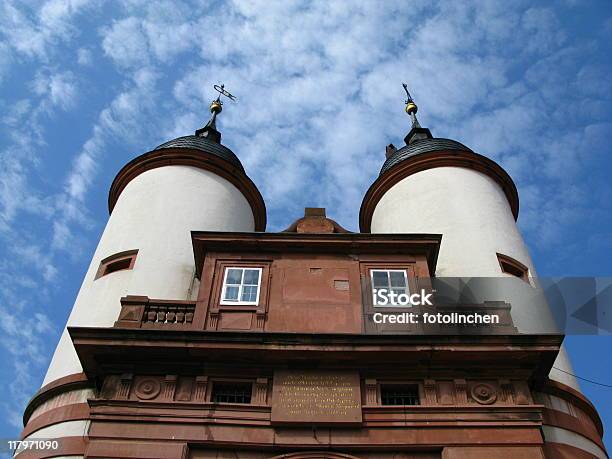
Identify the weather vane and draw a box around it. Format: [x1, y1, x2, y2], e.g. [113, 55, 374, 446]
[209, 83, 237, 114]
[196, 83, 237, 140]
[214, 84, 237, 101]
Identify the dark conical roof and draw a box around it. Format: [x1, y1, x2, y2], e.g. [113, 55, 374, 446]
[154, 135, 245, 172]
[379, 137, 472, 175]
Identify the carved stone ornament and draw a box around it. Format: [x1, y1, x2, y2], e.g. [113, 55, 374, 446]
[471, 383, 497, 405]
[134, 378, 161, 400]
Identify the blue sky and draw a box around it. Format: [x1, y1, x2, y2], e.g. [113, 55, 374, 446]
[1, 0, 611, 448]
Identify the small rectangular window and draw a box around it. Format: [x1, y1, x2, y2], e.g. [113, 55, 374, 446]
[380, 384, 420, 406]
[497, 253, 529, 282]
[105, 257, 132, 274]
[221, 267, 262, 305]
[95, 249, 138, 279]
[370, 269, 409, 296]
[211, 382, 252, 404]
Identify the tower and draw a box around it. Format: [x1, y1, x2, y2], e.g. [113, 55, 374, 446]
[359, 86, 606, 458]
[19, 85, 606, 459]
[23, 86, 266, 452]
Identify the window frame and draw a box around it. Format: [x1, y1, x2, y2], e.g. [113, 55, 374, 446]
[370, 269, 410, 300]
[220, 266, 263, 306]
[210, 380, 253, 405]
[378, 382, 421, 406]
[95, 249, 138, 280]
[379, 382, 422, 406]
[496, 253, 530, 283]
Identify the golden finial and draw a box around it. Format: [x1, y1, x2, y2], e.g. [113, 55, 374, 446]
[405, 101, 418, 115]
[210, 99, 222, 113]
[402, 83, 418, 116]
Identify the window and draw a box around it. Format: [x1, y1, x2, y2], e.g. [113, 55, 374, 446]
[370, 269, 409, 295]
[380, 384, 420, 406]
[95, 249, 138, 279]
[105, 257, 132, 274]
[497, 253, 529, 282]
[211, 382, 252, 404]
[221, 267, 262, 305]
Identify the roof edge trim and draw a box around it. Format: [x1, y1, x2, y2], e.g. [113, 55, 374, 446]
[108, 147, 266, 231]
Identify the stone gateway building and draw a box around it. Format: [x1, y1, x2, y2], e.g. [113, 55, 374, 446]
[19, 89, 607, 459]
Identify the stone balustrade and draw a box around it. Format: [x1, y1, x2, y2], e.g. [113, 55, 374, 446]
[114, 295, 195, 329]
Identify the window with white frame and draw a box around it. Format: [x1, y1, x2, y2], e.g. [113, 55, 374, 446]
[221, 267, 262, 305]
[370, 269, 409, 296]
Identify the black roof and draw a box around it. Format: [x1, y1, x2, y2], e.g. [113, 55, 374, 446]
[154, 135, 244, 172]
[380, 138, 472, 175]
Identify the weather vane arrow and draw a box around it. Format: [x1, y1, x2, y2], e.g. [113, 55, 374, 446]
[214, 84, 237, 102]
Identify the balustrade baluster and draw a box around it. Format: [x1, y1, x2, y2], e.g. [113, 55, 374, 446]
[137, 301, 195, 327]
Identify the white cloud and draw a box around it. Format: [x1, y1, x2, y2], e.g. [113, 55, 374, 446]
[52, 67, 160, 250]
[521, 7, 566, 54]
[0, 303, 54, 428]
[0, 0, 92, 61]
[0, 41, 12, 83]
[77, 47, 92, 65]
[2, 99, 32, 127]
[39, 0, 92, 33]
[0, 68, 78, 236]
[0, 1, 48, 58]
[100, 1, 195, 68]
[33, 70, 78, 110]
[101, 17, 149, 68]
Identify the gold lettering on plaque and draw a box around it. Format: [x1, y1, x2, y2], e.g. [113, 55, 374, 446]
[271, 371, 362, 424]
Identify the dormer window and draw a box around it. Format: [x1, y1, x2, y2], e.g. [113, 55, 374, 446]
[220, 267, 262, 305]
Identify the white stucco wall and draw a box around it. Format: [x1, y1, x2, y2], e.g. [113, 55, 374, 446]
[44, 165, 256, 385]
[543, 425, 608, 459]
[24, 420, 90, 440]
[18, 420, 90, 458]
[371, 167, 533, 277]
[369, 166, 579, 390]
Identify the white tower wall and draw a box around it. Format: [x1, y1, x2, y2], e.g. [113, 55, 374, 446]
[371, 167, 531, 277]
[44, 165, 256, 385]
[369, 165, 579, 390]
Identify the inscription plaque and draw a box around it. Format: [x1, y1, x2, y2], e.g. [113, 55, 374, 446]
[271, 370, 362, 424]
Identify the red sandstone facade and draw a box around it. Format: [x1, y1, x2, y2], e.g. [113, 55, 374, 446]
[18, 90, 608, 458]
[19, 209, 607, 458]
